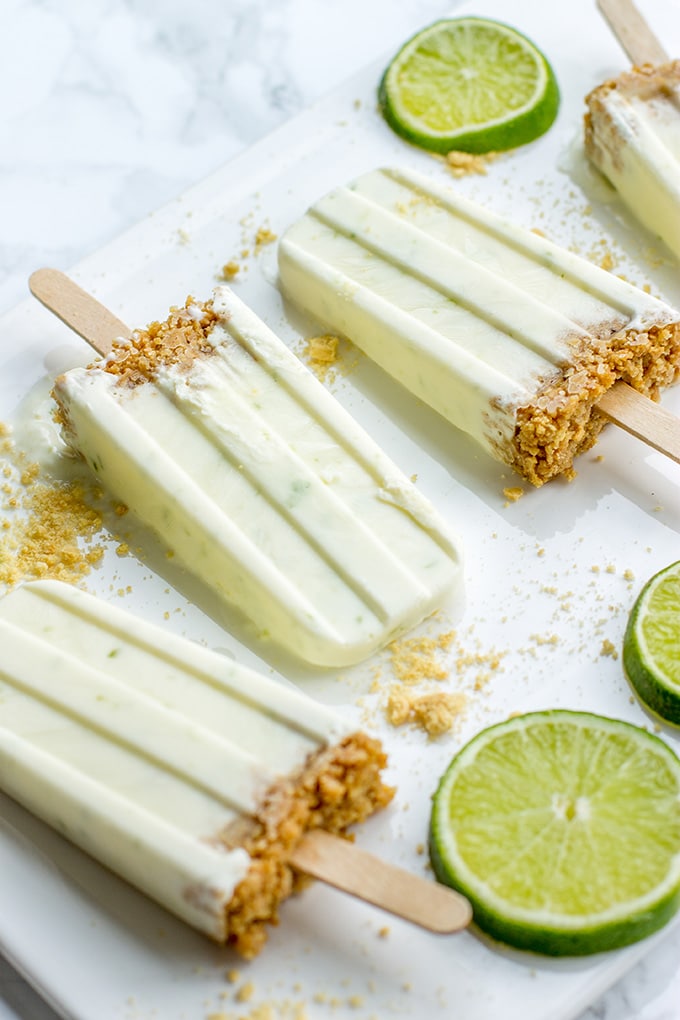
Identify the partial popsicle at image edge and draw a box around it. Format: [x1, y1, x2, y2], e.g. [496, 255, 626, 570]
[585, 0, 680, 262]
[29, 270, 461, 668]
[277, 166, 680, 486]
[0, 580, 471, 957]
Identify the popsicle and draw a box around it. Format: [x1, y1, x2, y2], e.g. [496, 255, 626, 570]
[31, 271, 461, 668]
[277, 166, 680, 486]
[585, 0, 680, 261]
[0, 580, 471, 956]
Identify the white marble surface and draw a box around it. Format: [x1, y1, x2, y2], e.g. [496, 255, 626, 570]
[1, 0, 680, 1018]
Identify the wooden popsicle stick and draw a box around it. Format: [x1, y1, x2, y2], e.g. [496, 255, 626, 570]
[596, 381, 680, 463]
[596, 0, 669, 66]
[29, 268, 680, 470]
[291, 829, 471, 933]
[29, 268, 130, 357]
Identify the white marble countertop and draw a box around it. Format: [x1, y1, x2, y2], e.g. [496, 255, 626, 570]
[1, 0, 680, 1018]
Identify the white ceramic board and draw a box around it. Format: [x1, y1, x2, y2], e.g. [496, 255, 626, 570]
[1, 0, 680, 1017]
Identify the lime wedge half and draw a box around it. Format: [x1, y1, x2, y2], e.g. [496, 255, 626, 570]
[430, 710, 680, 955]
[379, 17, 560, 153]
[624, 561, 680, 724]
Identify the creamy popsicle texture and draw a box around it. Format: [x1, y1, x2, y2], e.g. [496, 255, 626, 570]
[278, 166, 680, 485]
[585, 61, 680, 262]
[52, 286, 460, 666]
[0, 580, 393, 956]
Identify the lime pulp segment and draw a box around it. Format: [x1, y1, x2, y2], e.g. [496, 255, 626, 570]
[379, 17, 560, 154]
[429, 710, 680, 955]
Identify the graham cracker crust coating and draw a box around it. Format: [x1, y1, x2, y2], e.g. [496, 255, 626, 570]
[511, 319, 680, 485]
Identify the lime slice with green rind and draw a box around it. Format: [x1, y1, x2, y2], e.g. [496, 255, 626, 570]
[429, 710, 680, 955]
[379, 17, 560, 154]
[624, 561, 680, 725]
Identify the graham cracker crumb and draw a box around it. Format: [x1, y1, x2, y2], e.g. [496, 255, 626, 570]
[444, 149, 499, 177]
[503, 486, 524, 504]
[0, 428, 106, 589]
[600, 638, 618, 659]
[375, 628, 474, 736]
[304, 334, 339, 383]
[386, 688, 467, 737]
[389, 632, 455, 684]
[254, 226, 277, 251]
[220, 261, 241, 280]
[235, 982, 255, 1003]
[93, 298, 219, 387]
[297, 332, 361, 386]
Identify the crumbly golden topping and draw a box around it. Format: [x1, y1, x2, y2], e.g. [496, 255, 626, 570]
[509, 319, 680, 485]
[586, 59, 680, 110]
[217, 732, 393, 958]
[98, 297, 219, 386]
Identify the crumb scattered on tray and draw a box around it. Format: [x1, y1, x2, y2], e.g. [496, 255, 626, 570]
[386, 688, 467, 738]
[205, 1001, 309, 1020]
[235, 981, 255, 1003]
[220, 260, 241, 280]
[444, 149, 499, 177]
[254, 226, 277, 251]
[389, 632, 455, 683]
[304, 334, 339, 382]
[373, 629, 467, 737]
[0, 424, 107, 589]
[297, 333, 360, 385]
[503, 486, 524, 504]
[600, 638, 618, 659]
[362, 615, 509, 737]
[217, 213, 277, 281]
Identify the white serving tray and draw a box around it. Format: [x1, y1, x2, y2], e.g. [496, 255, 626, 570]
[1, 0, 679, 1017]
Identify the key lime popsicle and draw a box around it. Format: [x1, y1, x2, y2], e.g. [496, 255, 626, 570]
[585, 0, 680, 261]
[45, 281, 461, 667]
[585, 60, 680, 262]
[0, 580, 395, 956]
[278, 166, 680, 485]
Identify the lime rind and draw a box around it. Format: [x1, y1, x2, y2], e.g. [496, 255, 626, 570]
[624, 561, 680, 725]
[378, 17, 560, 154]
[429, 710, 680, 955]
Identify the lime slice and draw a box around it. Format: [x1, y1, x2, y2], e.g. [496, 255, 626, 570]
[378, 17, 560, 154]
[429, 710, 680, 955]
[624, 561, 680, 724]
